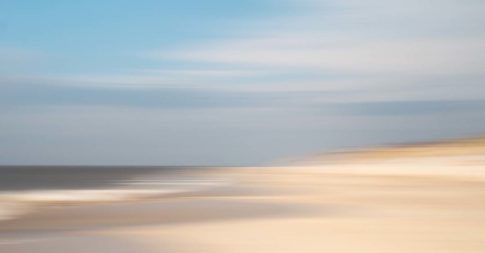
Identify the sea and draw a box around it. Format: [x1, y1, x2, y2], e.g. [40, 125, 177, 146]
[0, 166, 227, 221]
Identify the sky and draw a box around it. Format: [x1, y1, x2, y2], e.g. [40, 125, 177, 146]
[1, 0, 485, 165]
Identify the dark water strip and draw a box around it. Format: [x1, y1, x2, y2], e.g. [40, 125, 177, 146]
[0, 166, 210, 191]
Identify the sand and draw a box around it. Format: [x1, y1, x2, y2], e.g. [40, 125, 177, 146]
[1, 139, 485, 253]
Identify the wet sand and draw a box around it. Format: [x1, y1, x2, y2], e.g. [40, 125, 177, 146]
[1, 139, 485, 253]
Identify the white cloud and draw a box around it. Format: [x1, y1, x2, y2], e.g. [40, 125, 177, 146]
[161, 36, 485, 77]
[149, 0, 485, 78]
[7, 68, 267, 89]
[141, 0, 485, 102]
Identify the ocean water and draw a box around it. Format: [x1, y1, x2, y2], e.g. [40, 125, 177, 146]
[0, 166, 227, 221]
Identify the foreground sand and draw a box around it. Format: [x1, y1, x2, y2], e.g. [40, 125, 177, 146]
[1, 138, 485, 253]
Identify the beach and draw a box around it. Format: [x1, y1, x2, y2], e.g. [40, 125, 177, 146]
[1, 138, 485, 253]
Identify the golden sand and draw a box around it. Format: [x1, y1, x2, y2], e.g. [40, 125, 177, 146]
[1, 138, 485, 253]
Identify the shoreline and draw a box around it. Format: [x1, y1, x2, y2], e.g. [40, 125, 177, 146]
[1, 138, 485, 252]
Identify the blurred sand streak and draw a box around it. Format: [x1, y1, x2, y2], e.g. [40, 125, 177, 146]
[1, 137, 485, 253]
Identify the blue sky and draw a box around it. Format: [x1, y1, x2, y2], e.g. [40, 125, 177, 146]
[0, 0, 288, 73]
[1, 0, 485, 165]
